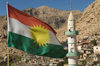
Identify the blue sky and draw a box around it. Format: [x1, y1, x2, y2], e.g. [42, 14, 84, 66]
[0, 0, 95, 16]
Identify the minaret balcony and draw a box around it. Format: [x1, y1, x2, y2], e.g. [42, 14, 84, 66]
[66, 52, 80, 57]
[65, 31, 78, 36]
[68, 42, 76, 44]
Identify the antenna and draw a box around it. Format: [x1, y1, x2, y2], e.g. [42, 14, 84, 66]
[70, 0, 72, 11]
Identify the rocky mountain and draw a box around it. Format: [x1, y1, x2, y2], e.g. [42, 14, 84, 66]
[76, 0, 100, 40]
[23, 6, 82, 29]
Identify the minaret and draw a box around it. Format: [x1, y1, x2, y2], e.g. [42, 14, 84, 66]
[65, 1, 80, 65]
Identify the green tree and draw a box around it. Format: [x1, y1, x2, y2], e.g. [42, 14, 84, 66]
[57, 62, 64, 66]
[81, 60, 86, 66]
[91, 39, 97, 46]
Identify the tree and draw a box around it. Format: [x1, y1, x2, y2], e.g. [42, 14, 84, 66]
[91, 39, 97, 46]
[57, 62, 64, 66]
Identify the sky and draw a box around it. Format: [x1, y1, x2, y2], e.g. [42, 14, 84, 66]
[0, 0, 95, 16]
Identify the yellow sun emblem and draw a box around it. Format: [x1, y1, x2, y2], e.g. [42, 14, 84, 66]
[29, 25, 50, 47]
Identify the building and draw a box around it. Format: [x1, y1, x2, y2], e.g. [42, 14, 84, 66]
[93, 55, 100, 62]
[49, 58, 64, 66]
[93, 46, 100, 55]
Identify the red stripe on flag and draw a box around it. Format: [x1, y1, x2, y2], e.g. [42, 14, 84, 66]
[7, 3, 56, 34]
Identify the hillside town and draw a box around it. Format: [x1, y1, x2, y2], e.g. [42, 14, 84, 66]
[1, 36, 100, 66]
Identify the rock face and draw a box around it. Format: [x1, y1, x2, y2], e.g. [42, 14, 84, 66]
[23, 6, 82, 29]
[0, 16, 7, 57]
[76, 0, 100, 40]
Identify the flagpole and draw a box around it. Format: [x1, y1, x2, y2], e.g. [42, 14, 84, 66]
[6, 2, 10, 66]
[7, 47, 10, 66]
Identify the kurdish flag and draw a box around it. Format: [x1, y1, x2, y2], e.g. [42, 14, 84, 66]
[7, 3, 67, 58]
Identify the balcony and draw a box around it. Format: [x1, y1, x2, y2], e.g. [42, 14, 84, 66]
[66, 52, 80, 57]
[65, 31, 79, 37]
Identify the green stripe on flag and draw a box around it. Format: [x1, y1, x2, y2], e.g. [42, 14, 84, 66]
[8, 32, 67, 58]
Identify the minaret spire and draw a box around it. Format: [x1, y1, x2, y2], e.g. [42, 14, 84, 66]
[69, 0, 73, 21]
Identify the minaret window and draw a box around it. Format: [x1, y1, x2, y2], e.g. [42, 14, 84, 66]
[69, 29, 71, 32]
[96, 48, 98, 49]
[70, 48, 74, 52]
[71, 44, 73, 46]
[69, 27, 73, 32]
[71, 37, 73, 38]
[70, 27, 72, 29]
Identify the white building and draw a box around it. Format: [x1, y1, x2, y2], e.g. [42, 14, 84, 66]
[93, 55, 100, 62]
[77, 46, 84, 53]
[77, 45, 92, 54]
[49, 58, 64, 66]
[93, 46, 100, 55]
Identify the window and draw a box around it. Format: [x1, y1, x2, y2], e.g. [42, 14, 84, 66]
[70, 48, 74, 52]
[69, 29, 71, 32]
[96, 48, 98, 49]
